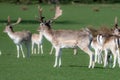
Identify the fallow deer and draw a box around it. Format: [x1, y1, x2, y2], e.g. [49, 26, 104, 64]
[91, 37, 103, 64]
[36, 5, 62, 55]
[36, 6, 95, 68]
[96, 17, 120, 68]
[31, 32, 43, 54]
[97, 34, 120, 68]
[4, 16, 31, 58]
[37, 7, 95, 68]
[38, 21, 95, 68]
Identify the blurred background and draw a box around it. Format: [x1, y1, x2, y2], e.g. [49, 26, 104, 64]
[0, 0, 120, 4]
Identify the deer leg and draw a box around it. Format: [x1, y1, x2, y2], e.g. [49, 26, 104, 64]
[58, 49, 62, 67]
[49, 46, 54, 55]
[112, 54, 117, 68]
[73, 48, 77, 55]
[116, 49, 120, 67]
[95, 49, 98, 63]
[98, 49, 103, 64]
[79, 46, 95, 68]
[31, 43, 34, 54]
[88, 52, 95, 68]
[104, 49, 108, 68]
[20, 45, 25, 58]
[40, 45, 43, 54]
[112, 49, 117, 68]
[16, 45, 20, 58]
[54, 47, 60, 67]
[38, 44, 40, 54]
[25, 42, 30, 58]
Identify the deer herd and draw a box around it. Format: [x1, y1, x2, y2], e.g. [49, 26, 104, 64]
[2, 5, 120, 69]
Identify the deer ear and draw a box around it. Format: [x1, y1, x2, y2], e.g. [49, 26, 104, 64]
[7, 16, 11, 25]
[48, 20, 53, 24]
[114, 24, 118, 29]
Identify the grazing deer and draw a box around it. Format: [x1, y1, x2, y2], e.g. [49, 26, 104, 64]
[4, 16, 31, 58]
[31, 32, 43, 54]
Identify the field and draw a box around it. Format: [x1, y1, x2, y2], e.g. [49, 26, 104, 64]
[0, 3, 120, 80]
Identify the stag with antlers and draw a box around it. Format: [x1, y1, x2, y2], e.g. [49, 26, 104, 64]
[37, 6, 95, 68]
[4, 16, 31, 58]
[35, 5, 62, 55]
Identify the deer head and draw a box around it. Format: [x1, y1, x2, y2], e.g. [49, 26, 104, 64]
[36, 6, 53, 32]
[36, 5, 62, 32]
[112, 17, 120, 35]
[4, 16, 21, 33]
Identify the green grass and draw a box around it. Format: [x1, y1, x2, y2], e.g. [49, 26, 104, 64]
[0, 3, 120, 80]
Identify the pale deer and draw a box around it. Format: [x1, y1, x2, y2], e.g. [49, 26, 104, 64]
[96, 17, 120, 68]
[37, 6, 95, 68]
[37, 20, 95, 68]
[97, 34, 120, 68]
[91, 37, 103, 64]
[36, 5, 63, 55]
[4, 16, 31, 58]
[31, 32, 43, 54]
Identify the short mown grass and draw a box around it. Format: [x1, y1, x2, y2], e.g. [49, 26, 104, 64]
[0, 3, 120, 80]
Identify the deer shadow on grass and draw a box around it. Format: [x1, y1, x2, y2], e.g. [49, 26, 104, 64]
[54, 20, 80, 25]
[68, 65, 105, 69]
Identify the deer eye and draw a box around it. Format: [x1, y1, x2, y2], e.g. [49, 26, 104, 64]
[40, 23, 44, 26]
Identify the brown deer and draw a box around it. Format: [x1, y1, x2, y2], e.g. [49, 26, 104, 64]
[4, 16, 31, 58]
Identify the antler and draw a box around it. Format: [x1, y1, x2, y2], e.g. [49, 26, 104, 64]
[53, 5, 62, 20]
[36, 5, 62, 25]
[7, 16, 21, 26]
[114, 17, 118, 28]
[38, 6, 45, 22]
[7, 16, 11, 25]
[11, 17, 22, 26]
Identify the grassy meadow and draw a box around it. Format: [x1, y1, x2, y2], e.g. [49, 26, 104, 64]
[0, 3, 120, 80]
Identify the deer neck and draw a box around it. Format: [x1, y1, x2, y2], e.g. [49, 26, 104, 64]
[39, 32, 43, 41]
[42, 29, 53, 42]
[7, 30, 16, 40]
